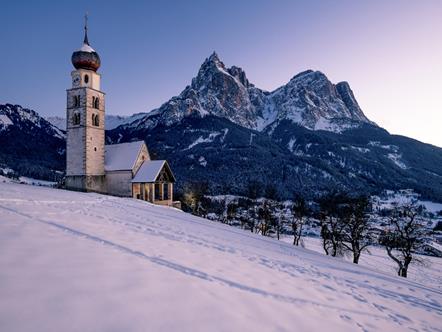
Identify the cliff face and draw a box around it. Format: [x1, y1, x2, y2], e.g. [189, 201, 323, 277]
[122, 52, 373, 134]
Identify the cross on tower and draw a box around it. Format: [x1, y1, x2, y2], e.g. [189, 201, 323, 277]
[83, 12, 89, 45]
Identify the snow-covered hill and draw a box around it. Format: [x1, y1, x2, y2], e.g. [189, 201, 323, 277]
[0, 182, 440, 331]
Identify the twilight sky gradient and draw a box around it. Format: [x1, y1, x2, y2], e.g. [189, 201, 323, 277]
[1, 0, 441, 147]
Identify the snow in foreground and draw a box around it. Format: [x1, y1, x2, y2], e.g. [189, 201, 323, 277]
[0, 183, 441, 332]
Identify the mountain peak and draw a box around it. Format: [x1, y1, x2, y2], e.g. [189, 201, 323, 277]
[202, 51, 225, 69]
[289, 70, 329, 85]
[208, 51, 221, 62]
[290, 69, 315, 80]
[140, 54, 373, 134]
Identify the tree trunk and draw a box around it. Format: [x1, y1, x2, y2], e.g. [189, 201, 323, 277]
[331, 238, 338, 257]
[323, 239, 329, 255]
[295, 223, 303, 246]
[353, 252, 360, 264]
[400, 256, 412, 278]
[352, 243, 360, 264]
[400, 267, 408, 278]
[292, 222, 297, 245]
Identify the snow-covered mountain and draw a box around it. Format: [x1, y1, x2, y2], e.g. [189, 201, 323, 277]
[122, 52, 373, 133]
[1, 181, 441, 331]
[0, 104, 65, 181]
[44, 116, 66, 131]
[107, 53, 442, 202]
[1, 104, 64, 138]
[45, 113, 147, 131]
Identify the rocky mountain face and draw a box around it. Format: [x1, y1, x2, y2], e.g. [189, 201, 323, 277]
[123, 52, 373, 134]
[0, 104, 65, 181]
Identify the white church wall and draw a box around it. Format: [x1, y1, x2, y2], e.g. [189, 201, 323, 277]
[106, 171, 133, 197]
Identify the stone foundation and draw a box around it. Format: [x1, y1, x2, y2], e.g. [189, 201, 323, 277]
[65, 175, 106, 193]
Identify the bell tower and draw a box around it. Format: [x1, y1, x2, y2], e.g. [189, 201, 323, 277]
[65, 14, 106, 192]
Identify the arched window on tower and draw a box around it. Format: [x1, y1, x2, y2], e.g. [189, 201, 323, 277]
[92, 114, 99, 127]
[73, 112, 80, 125]
[73, 95, 80, 108]
[94, 97, 100, 109]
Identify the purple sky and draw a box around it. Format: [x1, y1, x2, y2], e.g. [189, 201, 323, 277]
[1, 0, 441, 146]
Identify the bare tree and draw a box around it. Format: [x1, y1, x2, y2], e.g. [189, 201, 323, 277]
[319, 213, 332, 255]
[379, 202, 428, 278]
[318, 193, 347, 257]
[246, 204, 258, 233]
[274, 203, 287, 241]
[257, 200, 276, 236]
[291, 196, 308, 246]
[225, 202, 238, 225]
[341, 196, 375, 264]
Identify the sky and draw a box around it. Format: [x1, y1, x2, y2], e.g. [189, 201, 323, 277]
[1, 0, 441, 147]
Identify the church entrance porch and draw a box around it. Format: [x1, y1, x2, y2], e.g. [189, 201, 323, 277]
[131, 160, 178, 208]
[133, 182, 174, 206]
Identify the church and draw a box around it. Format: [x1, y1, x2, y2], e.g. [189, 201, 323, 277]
[65, 19, 177, 207]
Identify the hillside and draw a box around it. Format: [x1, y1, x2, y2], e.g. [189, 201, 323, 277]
[0, 182, 441, 331]
[0, 104, 65, 181]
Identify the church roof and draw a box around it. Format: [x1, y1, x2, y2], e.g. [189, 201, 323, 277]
[105, 141, 145, 171]
[132, 160, 176, 183]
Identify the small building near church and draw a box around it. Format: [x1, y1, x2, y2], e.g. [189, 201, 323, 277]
[131, 160, 176, 206]
[64, 17, 178, 208]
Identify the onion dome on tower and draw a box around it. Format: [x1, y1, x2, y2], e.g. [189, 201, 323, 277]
[71, 14, 101, 71]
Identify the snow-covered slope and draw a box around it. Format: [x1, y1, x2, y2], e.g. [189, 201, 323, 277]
[104, 113, 147, 130]
[0, 104, 65, 181]
[0, 182, 440, 331]
[1, 104, 64, 138]
[44, 115, 66, 131]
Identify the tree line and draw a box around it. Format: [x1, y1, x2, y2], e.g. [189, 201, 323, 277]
[180, 181, 433, 278]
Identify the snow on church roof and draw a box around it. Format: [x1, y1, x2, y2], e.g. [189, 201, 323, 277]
[132, 160, 175, 183]
[105, 141, 145, 171]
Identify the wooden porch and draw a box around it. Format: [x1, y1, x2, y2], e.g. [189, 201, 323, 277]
[132, 182, 174, 206]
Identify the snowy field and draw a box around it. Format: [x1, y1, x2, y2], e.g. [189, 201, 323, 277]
[0, 182, 441, 331]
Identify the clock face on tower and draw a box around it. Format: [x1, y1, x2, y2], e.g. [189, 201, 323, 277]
[73, 75, 81, 87]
